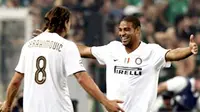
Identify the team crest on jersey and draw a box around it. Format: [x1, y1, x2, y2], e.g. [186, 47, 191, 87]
[135, 57, 142, 65]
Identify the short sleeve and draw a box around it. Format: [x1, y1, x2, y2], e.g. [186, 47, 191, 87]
[166, 76, 188, 93]
[15, 45, 26, 73]
[152, 44, 171, 69]
[64, 42, 86, 76]
[91, 45, 109, 65]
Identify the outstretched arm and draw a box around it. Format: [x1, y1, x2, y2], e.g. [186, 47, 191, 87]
[1, 72, 24, 112]
[165, 35, 198, 61]
[76, 44, 96, 59]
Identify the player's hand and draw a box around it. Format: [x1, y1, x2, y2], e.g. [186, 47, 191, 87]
[0, 101, 11, 112]
[189, 34, 198, 55]
[104, 100, 124, 112]
[32, 29, 43, 38]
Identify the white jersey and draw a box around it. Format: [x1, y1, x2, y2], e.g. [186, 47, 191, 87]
[91, 41, 171, 112]
[15, 32, 85, 112]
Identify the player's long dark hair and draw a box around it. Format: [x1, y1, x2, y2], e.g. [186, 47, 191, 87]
[42, 6, 71, 33]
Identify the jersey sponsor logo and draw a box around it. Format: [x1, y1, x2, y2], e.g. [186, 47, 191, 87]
[114, 66, 142, 76]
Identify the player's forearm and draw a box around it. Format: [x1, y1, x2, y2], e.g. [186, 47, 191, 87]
[76, 44, 96, 59]
[75, 72, 108, 105]
[166, 47, 193, 61]
[5, 81, 20, 107]
[5, 72, 23, 107]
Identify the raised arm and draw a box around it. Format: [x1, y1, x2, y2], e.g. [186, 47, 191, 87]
[76, 44, 96, 59]
[165, 35, 198, 61]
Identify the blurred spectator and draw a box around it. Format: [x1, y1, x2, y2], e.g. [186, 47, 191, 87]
[163, 0, 189, 25]
[63, 0, 79, 9]
[157, 75, 200, 112]
[5, 0, 20, 7]
[123, 5, 141, 16]
[189, 0, 200, 15]
[29, 5, 42, 29]
[143, 5, 157, 23]
[109, 0, 126, 23]
[175, 14, 197, 41]
[158, 91, 173, 112]
[126, 0, 142, 6]
[154, 1, 169, 32]
[142, 20, 157, 43]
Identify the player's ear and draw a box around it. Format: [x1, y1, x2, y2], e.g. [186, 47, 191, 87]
[65, 20, 71, 31]
[136, 27, 140, 32]
[135, 27, 140, 34]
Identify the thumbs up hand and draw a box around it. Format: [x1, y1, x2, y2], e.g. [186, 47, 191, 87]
[189, 34, 198, 55]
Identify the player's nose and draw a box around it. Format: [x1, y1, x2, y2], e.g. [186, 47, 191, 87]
[119, 32, 126, 37]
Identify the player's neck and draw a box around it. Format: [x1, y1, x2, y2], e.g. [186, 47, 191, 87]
[45, 29, 66, 38]
[125, 41, 141, 54]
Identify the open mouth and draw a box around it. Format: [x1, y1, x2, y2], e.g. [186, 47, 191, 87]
[121, 37, 129, 42]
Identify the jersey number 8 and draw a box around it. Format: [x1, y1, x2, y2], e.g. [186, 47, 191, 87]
[35, 56, 47, 84]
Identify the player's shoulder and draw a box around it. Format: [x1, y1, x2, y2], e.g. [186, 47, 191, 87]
[108, 40, 122, 45]
[107, 40, 123, 48]
[63, 39, 76, 47]
[20, 38, 34, 52]
[146, 43, 163, 50]
[146, 43, 160, 47]
[23, 38, 34, 48]
[62, 39, 78, 51]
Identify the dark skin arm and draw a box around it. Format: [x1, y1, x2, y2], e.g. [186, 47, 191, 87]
[165, 35, 198, 61]
[76, 44, 95, 58]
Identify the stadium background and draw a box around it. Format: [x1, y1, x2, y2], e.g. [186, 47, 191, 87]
[0, 0, 200, 112]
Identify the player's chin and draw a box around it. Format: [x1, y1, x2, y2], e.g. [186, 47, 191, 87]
[122, 41, 129, 46]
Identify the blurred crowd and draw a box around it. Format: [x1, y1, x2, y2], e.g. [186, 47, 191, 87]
[0, 0, 200, 112]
